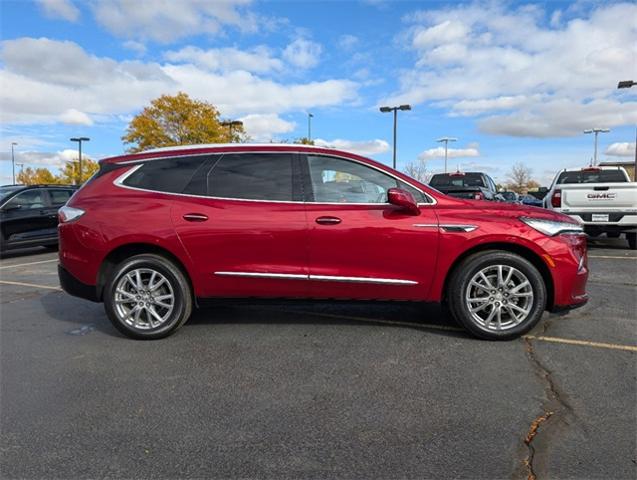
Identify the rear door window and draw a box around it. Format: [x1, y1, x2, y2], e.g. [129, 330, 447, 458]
[2, 190, 46, 210]
[207, 153, 296, 201]
[122, 155, 210, 194]
[47, 189, 74, 207]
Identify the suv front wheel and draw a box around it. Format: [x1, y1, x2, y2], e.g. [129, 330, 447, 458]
[447, 251, 547, 340]
[104, 254, 193, 339]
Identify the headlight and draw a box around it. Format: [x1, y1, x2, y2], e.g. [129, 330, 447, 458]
[520, 217, 583, 236]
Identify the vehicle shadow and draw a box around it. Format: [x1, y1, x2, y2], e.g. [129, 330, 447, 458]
[587, 236, 632, 251]
[40, 292, 469, 340]
[0, 245, 57, 259]
[188, 300, 470, 340]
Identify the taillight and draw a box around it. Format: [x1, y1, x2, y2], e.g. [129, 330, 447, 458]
[474, 192, 484, 200]
[551, 189, 562, 208]
[58, 206, 85, 223]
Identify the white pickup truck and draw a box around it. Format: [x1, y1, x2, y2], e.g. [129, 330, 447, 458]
[544, 166, 637, 249]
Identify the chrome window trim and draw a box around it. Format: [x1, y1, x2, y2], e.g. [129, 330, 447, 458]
[440, 224, 478, 232]
[214, 271, 418, 286]
[111, 151, 437, 206]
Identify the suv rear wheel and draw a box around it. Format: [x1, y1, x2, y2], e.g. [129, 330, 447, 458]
[104, 254, 193, 339]
[447, 251, 547, 340]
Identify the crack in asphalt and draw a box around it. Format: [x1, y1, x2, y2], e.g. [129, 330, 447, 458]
[517, 317, 575, 480]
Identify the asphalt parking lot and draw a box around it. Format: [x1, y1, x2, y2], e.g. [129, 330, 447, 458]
[1, 239, 635, 480]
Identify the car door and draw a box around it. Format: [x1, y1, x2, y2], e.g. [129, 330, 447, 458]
[44, 188, 75, 232]
[170, 152, 310, 298]
[0, 188, 52, 246]
[301, 153, 440, 301]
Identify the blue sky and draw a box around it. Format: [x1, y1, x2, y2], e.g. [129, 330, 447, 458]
[1, 0, 636, 186]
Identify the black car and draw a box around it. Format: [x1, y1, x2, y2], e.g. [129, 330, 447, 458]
[0, 184, 77, 252]
[429, 172, 500, 201]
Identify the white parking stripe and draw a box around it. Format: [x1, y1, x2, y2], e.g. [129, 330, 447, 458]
[0, 280, 62, 291]
[589, 255, 637, 260]
[0, 259, 58, 270]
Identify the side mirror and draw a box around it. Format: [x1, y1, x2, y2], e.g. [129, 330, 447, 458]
[387, 188, 420, 215]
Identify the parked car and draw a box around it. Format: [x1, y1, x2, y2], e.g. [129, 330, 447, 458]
[1, 184, 77, 252]
[520, 195, 544, 207]
[544, 166, 637, 249]
[58, 144, 588, 341]
[429, 171, 500, 201]
[499, 191, 521, 203]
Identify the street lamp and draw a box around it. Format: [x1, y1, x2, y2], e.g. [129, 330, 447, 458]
[220, 120, 243, 141]
[70, 137, 90, 185]
[436, 137, 457, 173]
[379, 104, 411, 169]
[583, 128, 610, 166]
[617, 80, 636, 180]
[307, 113, 314, 142]
[11, 142, 17, 184]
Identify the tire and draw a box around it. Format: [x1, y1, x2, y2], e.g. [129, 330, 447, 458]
[627, 233, 637, 250]
[606, 232, 620, 239]
[447, 251, 547, 340]
[104, 254, 193, 339]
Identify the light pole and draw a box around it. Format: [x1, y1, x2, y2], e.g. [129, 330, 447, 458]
[307, 113, 314, 141]
[70, 137, 90, 185]
[436, 137, 457, 173]
[583, 128, 610, 166]
[617, 80, 636, 180]
[220, 120, 243, 141]
[11, 142, 17, 184]
[379, 104, 411, 169]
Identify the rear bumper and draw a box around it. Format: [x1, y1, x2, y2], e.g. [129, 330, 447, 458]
[58, 264, 99, 302]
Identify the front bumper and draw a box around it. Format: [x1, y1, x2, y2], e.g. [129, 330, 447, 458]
[58, 264, 99, 302]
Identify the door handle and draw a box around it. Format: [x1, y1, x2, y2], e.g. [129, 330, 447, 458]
[316, 216, 341, 225]
[183, 213, 208, 222]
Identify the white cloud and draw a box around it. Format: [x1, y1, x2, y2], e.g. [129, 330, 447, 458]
[59, 108, 93, 126]
[0, 149, 81, 168]
[0, 37, 358, 124]
[605, 142, 636, 157]
[338, 34, 359, 50]
[36, 0, 80, 22]
[239, 114, 296, 141]
[418, 146, 480, 160]
[91, 0, 255, 43]
[386, 2, 637, 138]
[283, 38, 322, 69]
[122, 40, 147, 56]
[165, 46, 283, 74]
[314, 139, 389, 156]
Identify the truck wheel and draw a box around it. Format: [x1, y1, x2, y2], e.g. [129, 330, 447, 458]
[627, 233, 637, 250]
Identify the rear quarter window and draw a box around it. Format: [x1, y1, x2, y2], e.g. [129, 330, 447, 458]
[122, 156, 210, 194]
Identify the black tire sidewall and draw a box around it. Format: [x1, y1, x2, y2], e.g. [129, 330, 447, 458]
[627, 233, 636, 250]
[104, 254, 191, 339]
[449, 251, 547, 340]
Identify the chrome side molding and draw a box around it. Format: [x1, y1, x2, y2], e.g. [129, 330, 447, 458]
[214, 271, 417, 285]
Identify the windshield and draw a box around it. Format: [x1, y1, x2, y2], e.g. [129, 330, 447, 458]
[556, 169, 627, 184]
[430, 173, 485, 188]
[0, 186, 23, 202]
[500, 191, 517, 200]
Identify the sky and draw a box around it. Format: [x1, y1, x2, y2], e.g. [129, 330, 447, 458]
[0, 0, 636, 186]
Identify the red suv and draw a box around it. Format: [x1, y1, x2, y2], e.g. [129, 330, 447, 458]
[58, 144, 588, 340]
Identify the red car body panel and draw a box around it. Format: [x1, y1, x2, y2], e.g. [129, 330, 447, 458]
[59, 144, 588, 310]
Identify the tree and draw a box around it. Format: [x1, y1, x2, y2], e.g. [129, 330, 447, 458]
[58, 158, 99, 185]
[122, 92, 246, 152]
[17, 167, 61, 185]
[403, 159, 429, 183]
[506, 162, 534, 193]
[294, 137, 314, 145]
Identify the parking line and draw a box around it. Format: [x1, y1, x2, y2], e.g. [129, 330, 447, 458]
[588, 255, 637, 260]
[0, 259, 58, 270]
[524, 335, 637, 353]
[0, 280, 62, 291]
